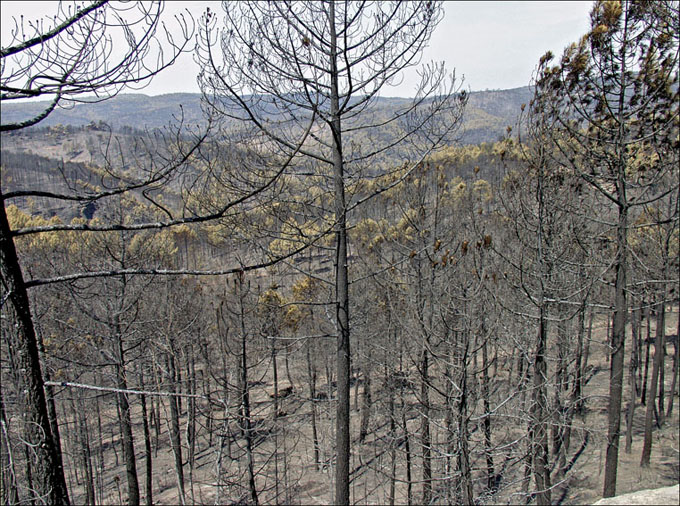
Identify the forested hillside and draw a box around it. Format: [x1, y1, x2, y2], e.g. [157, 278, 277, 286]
[0, 87, 531, 145]
[1, 2, 678, 506]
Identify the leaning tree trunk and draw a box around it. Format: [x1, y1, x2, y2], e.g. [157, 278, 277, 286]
[0, 203, 70, 505]
[0, 389, 20, 505]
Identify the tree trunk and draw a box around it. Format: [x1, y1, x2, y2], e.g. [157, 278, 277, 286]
[641, 304, 652, 404]
[387, 359, 396, 506]
[625, 306, 640, 453]
[114, 326, 140, 506]
[139, 372, 153, 506]
[657, 304, 666, 425]
[359, 357, 372, 442]
[603, 202, 628, 498]
[641, 302, 665, 466]
[532, 314, 551, 505]
[582, 308, 594, 383]
[166, 352, 185, 504]
[35, 325, 68, 492]
[272, 339, 280, 499]
[399, 339, 412, 505]
[481, 330, 495, 492]
[237, 278, 258, 506]
[402, 407, 412, 506]
[420, 345, 432, 505]
[573, 302, 587, 413]
[459, 334, 474, 506]
[0, 389, 20, 505]
[306, 342, 320, 469]
[666, 310, 679, 418]
[77, 400, 96, 506]
[285, 344, 295, 393]
[0, 200, 70, 505]
[328, 4, 351, 503]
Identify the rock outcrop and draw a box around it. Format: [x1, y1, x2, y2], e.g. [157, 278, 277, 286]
[593, 484, 679, 505]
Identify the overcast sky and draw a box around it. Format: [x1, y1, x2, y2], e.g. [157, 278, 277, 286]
[1, 1, 593, 97]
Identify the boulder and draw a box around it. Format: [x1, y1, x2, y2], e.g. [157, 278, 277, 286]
[593, 484, 679, 505]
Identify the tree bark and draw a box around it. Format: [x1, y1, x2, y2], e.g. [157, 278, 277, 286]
[77, 400, 95, 505]
[459, 332, 474, 506]
[666, 310, 679, 418]
[0, 199, 70, 504]
[359, 353, 372, 442]
[114, 321, 140, 506]
[139, 371, 153, 506]
[0, 389, 20, 505]
[481, 331, 495, 492]
[641, 304, 652, 404]
[641, 302, 665, 466]
[532, 314, 551, 505]
[625, 306, 640, 453]
[166, 351, 185, 504]
[603, 202, 628, 498]
[420, 345, 432, 505]
[306, 342, 320, 469]
[328, 4, 351, 503]
[237, 278, 258, 506]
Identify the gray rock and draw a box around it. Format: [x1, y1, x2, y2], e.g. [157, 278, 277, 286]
[593, 484, 679, 505]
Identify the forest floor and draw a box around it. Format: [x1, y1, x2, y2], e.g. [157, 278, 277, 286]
[560, 308, 679, 505]
[63, 308, 679, 505]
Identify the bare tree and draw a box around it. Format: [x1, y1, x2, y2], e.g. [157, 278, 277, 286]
[0, 3, 196, 502]
[531, 0, 679, 496]
[1, 1, 193, 131]
[196, 2, 465, 501]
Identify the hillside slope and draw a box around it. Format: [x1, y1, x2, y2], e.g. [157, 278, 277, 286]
[0, 87, 531, 145]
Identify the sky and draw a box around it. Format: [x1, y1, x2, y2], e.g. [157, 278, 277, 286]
[1, 1, 594, 97]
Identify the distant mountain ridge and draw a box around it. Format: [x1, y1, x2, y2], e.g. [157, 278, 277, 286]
[1, 87, 532, 145]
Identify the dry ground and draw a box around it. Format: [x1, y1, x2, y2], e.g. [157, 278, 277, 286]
[59, 308, 679, 505]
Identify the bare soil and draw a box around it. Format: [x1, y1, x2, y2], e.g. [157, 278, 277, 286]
[60, 308, 679, 505]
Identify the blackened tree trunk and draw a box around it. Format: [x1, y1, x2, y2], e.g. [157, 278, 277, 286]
[641, 302, 666, 466]
[166, 347, 185, 504]
[532, 315, 551, 506]
[77, 401, 96, 506]
[603, 200, 628, 497]
[139, 371, 153, 506]
[481, 330, 495, 492]
[237, 277, 258, 506]
[306, 342, 320, 469]
[642, 305, 652, 404]
[0, 203, 70, 504]
[458, 331, 474, 505]
[328, 5, 351, 503]
[625, 306, 641, 453]
[666, 312, 679, 418]
[420, 344, 432, 505]
[114, 319, 140, 506]
[0, 389, 20, 505]
[359, 351, 372, 443]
